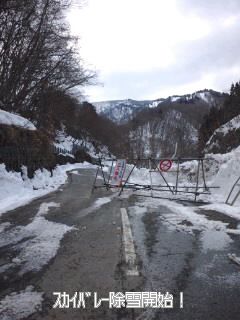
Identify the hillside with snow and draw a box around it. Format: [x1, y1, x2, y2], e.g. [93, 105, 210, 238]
[93, 99, 163, 124]
[129, 109, 198, 158]
[54, 130, 111, 158]
[91, 89, 227, 158]
[205, 115, 240, 154]
[92, 89, 226, 125]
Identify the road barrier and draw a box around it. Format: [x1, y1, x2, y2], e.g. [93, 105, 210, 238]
[92, 157, 220, 203]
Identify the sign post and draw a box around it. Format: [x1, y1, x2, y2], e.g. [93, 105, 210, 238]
[111, 159, 126, 186]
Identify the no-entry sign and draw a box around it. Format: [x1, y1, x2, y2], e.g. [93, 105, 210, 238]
[159, 159, 172, 172]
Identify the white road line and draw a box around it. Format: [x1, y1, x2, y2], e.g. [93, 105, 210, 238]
[180, 292, 183, 308]
[121, 208, 139, 276]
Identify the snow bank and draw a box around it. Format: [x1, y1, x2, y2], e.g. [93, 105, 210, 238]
[0, 109, 36, 130]
[0, 162, 95, 216]
[112, 146, 240, 219]
[204, 146, 240, 205]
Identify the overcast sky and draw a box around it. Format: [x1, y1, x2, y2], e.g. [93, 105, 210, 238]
[68, 0, 240, 102]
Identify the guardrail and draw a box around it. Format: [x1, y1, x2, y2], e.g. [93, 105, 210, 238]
[52, 146, 74, 156]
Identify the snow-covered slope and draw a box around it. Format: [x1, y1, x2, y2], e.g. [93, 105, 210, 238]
[168, 90, 222, 105]
[205, 115, 240, 154]
[93, 98, 161, 113]
[93, 99, 162, 124]
[54, 130, 111, 158]
[0, 109, 36, 130]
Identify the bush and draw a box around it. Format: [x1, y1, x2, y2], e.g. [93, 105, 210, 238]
[0, 124, 55, 177]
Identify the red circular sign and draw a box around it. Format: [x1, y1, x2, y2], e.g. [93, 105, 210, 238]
[159, 159, 172, 172]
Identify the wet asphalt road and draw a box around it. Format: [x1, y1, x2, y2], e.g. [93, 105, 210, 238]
[0, 168, 240, 319]
[128, 198, 240, 320]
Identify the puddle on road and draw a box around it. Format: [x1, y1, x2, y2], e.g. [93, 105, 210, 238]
[142, 211, 160, 257]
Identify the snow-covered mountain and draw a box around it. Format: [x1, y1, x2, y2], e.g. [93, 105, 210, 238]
[93, 98, 164, 124]
[165, 89, 223, 105]
[92, 89, 226, 125]
[46, 88, 231, 160]
[92, 89, 227, 158]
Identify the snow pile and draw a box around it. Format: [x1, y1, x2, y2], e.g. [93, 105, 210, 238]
[204, 146, 240, 204]
[0, 109, 36, 130]
[0, 286, 43, 320]
[129, 146, 240, 207]
[123, 161, 199, 191]
[0, 162, 95, 216]
[108, 145, 240, 219]
[129, 166, 152, 186]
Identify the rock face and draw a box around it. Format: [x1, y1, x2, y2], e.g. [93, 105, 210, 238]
[205, 115, 240, 154]
[129, 109, 198, 158]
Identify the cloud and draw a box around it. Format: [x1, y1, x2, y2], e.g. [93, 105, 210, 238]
[177, 0, 240, 16]
[68, 0, 240, 100]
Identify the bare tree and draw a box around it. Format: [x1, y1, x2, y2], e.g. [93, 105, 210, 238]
[0, 0, 95, 113]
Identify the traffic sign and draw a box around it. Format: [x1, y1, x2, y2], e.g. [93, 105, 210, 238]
[159, 159, 172, 172]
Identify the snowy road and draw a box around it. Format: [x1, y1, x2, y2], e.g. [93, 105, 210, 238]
[0, 168, 240, 319]
[128, 197, 240, 319]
